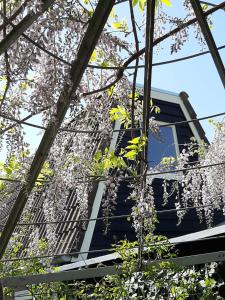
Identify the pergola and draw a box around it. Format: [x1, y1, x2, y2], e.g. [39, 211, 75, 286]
[0, 0, 224, 298]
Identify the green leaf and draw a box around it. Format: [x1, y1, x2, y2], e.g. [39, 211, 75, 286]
[132, 0, 138, 6]
[5, 167, 12, 176]
[128, 137, 140, 144]
[19, 82, 28, 90]
[125, 144, 138, 150]
[90, 50, 97, 62]
[201, 3, 208, 11]
[154, 106, 161, 114]
[139, 0, 146, 12]
[112, 22, 122, 29]
[123, 150, 137, 160]
[161, 0, 171, 6]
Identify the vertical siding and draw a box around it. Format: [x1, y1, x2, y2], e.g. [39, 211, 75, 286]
[88, 99, 225, 258]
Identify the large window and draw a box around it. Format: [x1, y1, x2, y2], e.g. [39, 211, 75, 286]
[148, 126, 178, 168]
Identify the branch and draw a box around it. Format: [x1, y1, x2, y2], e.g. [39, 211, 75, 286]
[0, 0, 31, 32]
[0, 10, 72, 66]
[0, 0, 115, 260]
[83, 2, 225, 96]
[129, 0, 139, 137]
[0, 0, 11, 110]
[120, 1, 225, 73]
[0, 0, 55, 55]
[0, 106, 51, 135]
[82, 73, 123, 96]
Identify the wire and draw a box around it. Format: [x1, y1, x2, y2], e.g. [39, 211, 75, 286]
[0, 177, 47, 183]
[0, 177, 20, 183]
[0, 160, 225, 184]
[14, 202, 225, 227]
[1, 3, 224, 72]
[200, 1, 216, 7]
[1, 108, 225, 135]
[87, 44, 225, 70]
[159, 111, 225, 127]
[85, 160, 225, 183]
[2, 232, 225, 263]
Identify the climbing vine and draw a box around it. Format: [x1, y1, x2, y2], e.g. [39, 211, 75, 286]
[0, 0, 224, 298]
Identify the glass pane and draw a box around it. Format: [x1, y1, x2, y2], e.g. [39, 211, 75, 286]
[148, 127, 177, 168]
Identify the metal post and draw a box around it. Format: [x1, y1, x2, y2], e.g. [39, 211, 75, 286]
[190, 0, 225, 88]
[0, 0, 115, 259]
[0, 283, 3, 300]
[139, 0, 155, 269]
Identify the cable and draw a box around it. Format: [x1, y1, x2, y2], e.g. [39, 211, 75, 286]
[1, 108, 225, 135]
[87, 44, 225, 70]
[1, 3, 224, 72]
[200, 1, 216, 7]
[159, 111, 225, 127]
[86, 160, 225, 183]
[0, 177, 20, 183]
[2, 232, 225, 263]
[0, 160, 225, 184]
[13, 202, 225, 227]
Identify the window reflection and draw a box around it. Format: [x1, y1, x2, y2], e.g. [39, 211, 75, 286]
[148, 126, 177, 168]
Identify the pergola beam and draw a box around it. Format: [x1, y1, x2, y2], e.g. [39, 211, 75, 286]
[0, 0, 55, 55]
[139, 0, 155, 268]
[0, 0, 115, 259]
[190, 0, 225, 88]
[142, 0, 155, 162]
[2, 250, 225, 289]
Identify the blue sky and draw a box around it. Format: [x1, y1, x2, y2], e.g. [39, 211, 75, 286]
[118, 0, 225, 141]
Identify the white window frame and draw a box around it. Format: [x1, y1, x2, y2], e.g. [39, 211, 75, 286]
[147, 121, 181, 180]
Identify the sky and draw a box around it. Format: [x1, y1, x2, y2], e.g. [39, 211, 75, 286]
[118, 0, 225, 141]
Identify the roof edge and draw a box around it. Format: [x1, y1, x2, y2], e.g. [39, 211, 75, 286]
[179, 91, 209, 144]
[135, 83, 180, 97]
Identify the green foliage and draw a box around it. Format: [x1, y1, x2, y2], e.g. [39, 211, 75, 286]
[160, 156, 176, 167]
[0, 153, 28, 193]
[208, 119, 224, 129]
[63, 233, 217, 299]
[90, 48, 115, 67]
[201, 3, 208, 11]
[161, 0, 172, 7]
[36, 161, 53, 186]
[0, 155, 20, 178]
[133, 0, 171, 13]
[150, 98, 161, 114]
[109, 105, 131, 128]
[129, 91, 140, 101]
[1, 233, 217, 299]
[123, 136, 147, 161]
[188, 137, 208, 159]
[91, 148, 127, 176]
[19, 81, 29, 90]
[112, 18, 128, 31]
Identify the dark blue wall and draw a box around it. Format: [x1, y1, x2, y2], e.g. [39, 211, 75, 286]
[88, 99, 225, 258]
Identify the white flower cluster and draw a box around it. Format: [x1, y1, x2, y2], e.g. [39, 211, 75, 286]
[130, 178, 156, 238]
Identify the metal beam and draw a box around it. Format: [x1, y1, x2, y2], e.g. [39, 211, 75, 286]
[190, 0, 225, 88]
[2, 250, 225, 289]
[138, 0, 156, 269]
[0, 0, 115, 259]
[2, 265, 119, 289]
[0, 0, 55, 55]
[142, 0, 155, 163]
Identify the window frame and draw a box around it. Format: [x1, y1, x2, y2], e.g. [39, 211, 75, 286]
[147, 121, 181, 180]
